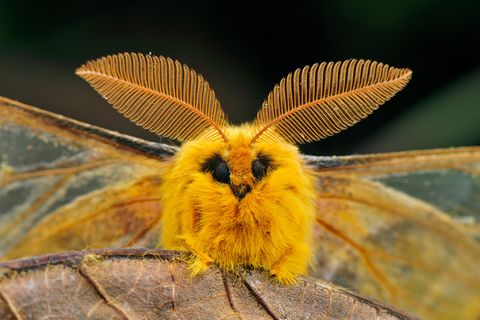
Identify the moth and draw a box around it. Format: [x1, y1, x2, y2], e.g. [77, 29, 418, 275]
[0, 53, 479, 320]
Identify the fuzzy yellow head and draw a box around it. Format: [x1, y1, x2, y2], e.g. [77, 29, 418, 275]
[160, 125, 316, 283]
[76, 53, 412, 283]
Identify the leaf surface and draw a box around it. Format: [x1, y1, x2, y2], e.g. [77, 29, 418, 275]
[0, 248, 416, 320]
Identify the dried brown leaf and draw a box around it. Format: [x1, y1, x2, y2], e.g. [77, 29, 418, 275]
[0, 249, 417, 320]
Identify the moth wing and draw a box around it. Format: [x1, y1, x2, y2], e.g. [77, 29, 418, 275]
[307, 148, 480, 320]
[0, 97, 176, 260]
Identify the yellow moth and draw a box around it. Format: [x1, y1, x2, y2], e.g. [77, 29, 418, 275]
[2, 52, 479, 320]
[75, 52, 411, 284]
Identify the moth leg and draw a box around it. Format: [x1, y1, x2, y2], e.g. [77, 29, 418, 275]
[270, 244, 310, 285]
[177, 234, 213, 276]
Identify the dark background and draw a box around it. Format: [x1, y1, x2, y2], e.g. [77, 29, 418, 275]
[1, 0, 479, 155]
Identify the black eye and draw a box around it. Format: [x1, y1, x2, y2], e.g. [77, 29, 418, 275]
[202, 155, 230, 184]
[213, 161, 230, 183]
[252, 154, 271, 181]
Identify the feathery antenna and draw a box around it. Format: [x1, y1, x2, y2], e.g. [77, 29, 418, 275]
[252, 59, 412, 144]
[76, 53, 228, 142]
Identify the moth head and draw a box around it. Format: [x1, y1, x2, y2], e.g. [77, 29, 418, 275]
[164, 124, 315, 245]
[170, 125, 307, 202]
[76, 53, 412, 217]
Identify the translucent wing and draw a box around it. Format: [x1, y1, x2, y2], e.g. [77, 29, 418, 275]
[0, 97, 175, 260]
[306, 148, 480, 320]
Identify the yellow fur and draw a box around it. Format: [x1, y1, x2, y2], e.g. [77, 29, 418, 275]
[159, 124, 316, 284]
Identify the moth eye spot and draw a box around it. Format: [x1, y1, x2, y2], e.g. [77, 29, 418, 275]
[252, 154, 272, 181]
[213, 161, 230, 184]
[202, 154, 230, 184]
